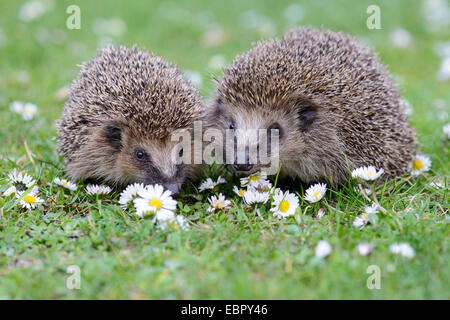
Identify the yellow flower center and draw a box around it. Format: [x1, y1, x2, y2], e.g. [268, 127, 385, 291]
[413, 160, 423, 170]
[250, 175, 259, 182]
[313, 191, 321, 199]
[24, 195, 36, 204]
[239, 190, 246, 196]
[168, 221, 179, 229]
[149, 198, 162, 210]
[216, 201, 223, 209]
[63, 181, 68, 186]
[363, 212, 368, 220]
[279, 200, 290, 213]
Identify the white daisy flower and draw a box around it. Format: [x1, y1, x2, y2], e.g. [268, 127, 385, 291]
[133, 184, 177, 219]
[270, 190, 299, 218]
[365, 202, 379, 215]
[317, 208, 326, 218]
[304, 183, 327, 203]
[119, 183, 147, 209]
[389, 27, 413, 48]
[159, 215, 189, 230]
[315, 240, 332, 258]
[233, 185, 247, 198]
[353, 214, 369, 229]
[207, 193, 232, 213]
[249, 179, 273, 192]
[389, 243, 415, 259]
[216, 176, 226, 184]
[18, 191, 44, 210]
[243, 189, 270, 205]
[411, 154, 432, 176]
[3, 185, 17, 197]
[10, 101, 24, 113]
[198, 178, 218, 192]
[85, 184, 112, 196]
[443, 123, 450, 139]
[8, 169, 37, 191]
[240, 172, 267, 188]
[351, 166, 384, 181]
[22, 103, 38, 121]
[53, 177, 77, 191]
[357, 243, 372, 256]
[437, 56, 450, 81]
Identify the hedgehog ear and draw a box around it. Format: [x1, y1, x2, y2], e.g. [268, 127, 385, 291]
[296, 98, 318, 132]
[104, 122, 122, 149]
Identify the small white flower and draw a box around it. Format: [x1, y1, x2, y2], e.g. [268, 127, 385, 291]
[133, 184, 177, 219]
[159, 215, 189, 230]
[207, 193, 232, 213]
[240, 172, 267, 188]
[390, 243, 415, 259]
[353, 215, 369, 229]
[18, 191, 44, 210]
[357, 243, 372, 256]
[443, 123, 450, 139]
[315, 240, 332, 258]
[22, 103, 38, 121]
[270, 190, 299, 218]
[85, 184, 112, 196]
[18, 0, 48, 22]
[304, 183, 327, 203]
[53, 177, 77, 191]
[10, 101, 24, 113]
[3, 185, 17, 197]
[410, 154, 432, 176]
[389, 28, 413, 47]
[243, 189, 270, 205]
[351, 166, 384, 181]
[8, 169, 37, 191]
[365, 202, 379, 215]
[233, 185, 247, 197]
[437, 56, 450, 81]
[119, 183, 146, 209]
[249, 179, 273, 192]
[317, 208, 326, 218]
[198, 176, 226, 192]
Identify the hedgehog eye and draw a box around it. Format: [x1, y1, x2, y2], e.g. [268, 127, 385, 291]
[229, 122, 235, 130]
[179, 148, 184, 157]
[135, 149, 146, 161]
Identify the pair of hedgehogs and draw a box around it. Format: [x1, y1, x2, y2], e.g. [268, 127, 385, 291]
[57, 27, 417, 194]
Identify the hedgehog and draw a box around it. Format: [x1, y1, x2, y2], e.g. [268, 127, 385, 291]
[57, 46, 204, 193]
[209, 27, 417, 184]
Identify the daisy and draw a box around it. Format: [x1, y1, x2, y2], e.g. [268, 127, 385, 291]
[249, 179, 273, 192]
[85, 184, 112, 196]
[315, 240, 332, 258]
[10, 101, 24, 113]
[198, 178, 218, 192]
[207, 193, 232, 213]
[351, 166, 384, 181]
[240, 171, 267, 188]
[216, 176, 226, 184]
[233, 185, 247, 197]
[243, 189, 270, 205]
[389, 243, 415, 259]
[159, 215, 189, 230]
[18, 191, 44, 210]
[357, 243, 372, 256]
[8, 169, 37, 191]
[304, 183, 327, 203]
[22, 103, 38, 121]
[389, 27, 413, 48]
[411, 154, 432, 176]
[53, 177, 77, 191]
[3, 185, 17, 197]
[317, 208, 326, 218]
[119, 183, 147, 209]
[365, 202, 379, 215]
[133, 184, 177, 219]
[270, 190, 299, 218]
[443, 123, 450, 139]
[353, 203, 378, 229]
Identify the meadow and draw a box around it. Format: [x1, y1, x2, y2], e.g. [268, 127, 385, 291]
[0, 0, 448, 299]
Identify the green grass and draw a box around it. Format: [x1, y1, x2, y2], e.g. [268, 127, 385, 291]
[0, 0, 449, 299]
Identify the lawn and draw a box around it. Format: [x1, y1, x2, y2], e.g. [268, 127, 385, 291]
[0, 0, 448, 299]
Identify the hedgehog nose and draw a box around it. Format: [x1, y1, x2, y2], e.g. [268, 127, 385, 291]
[166, 183, 180, 194]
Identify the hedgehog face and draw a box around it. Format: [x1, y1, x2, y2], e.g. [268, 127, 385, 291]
[211, 95, 318, 176]
[104, 122, 186, 193]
